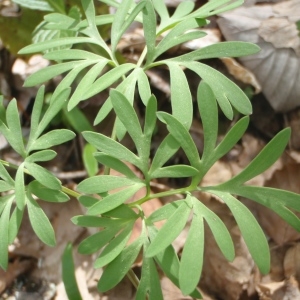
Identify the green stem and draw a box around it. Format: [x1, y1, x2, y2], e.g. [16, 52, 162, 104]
[137, 47, 147, 68]
[127, 269, 140, 290]
[128, 185, 194, 207]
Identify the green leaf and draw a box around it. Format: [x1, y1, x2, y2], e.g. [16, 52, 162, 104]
[0, 181, 13, 192]
[62, 105, 94, 133]
[73, 63, 136, 109]
[157, 112, 201, 168]
[110, 89, 144, 153]
[190, 0, 243, 18]
[82, 131, 141, 169]
[94, 224, 134, 268]
[71, 215, 117, 228]
[25, 162, 61, 190]
[147, 200, 184, 223]
[13, 0, 53, 11]
[197, 81, 218, 162]
[83, 143, 98, 177]
[98, 235, 143, 292]
[51, 61, 95, 102]
[44, 49, 100, 61]
[136, 241, 163, 300]
[179, 213, 204, 295]
[137, 69, 152, 105]
[209, 191, 270, 274]
[62, 243, 82, 300]
[0, 197, 13, 270]
[219, 128, 290, 188]
[28, 181, 69, 203]
[94, 69, 139, 126]
[77, 175, 136, 194]
[143, 0, 157, 64]
[111, 0, 134, 52]
[147, 225, 202, 299]
[166, 62, 193, 129]
[6, 99, 26, 157]
[155, 19, 206, 60]
[149, 134, 180, 173]
[150, 165, 198, 179]
[94, 153, 139, 180]
[152, 0, 169, 21]
[15, 163, 26, 210]
[8, 206, 24, 244]
[182, 62, 252, 119]
[27, 192, 56, 246]
[68, 60, 109, 109]
[113, 1, 146, 53]
[230, 186, 300, 230]
[29, 86, 45, 141]
[87, 184, 144, 215]
[212, 117, 249, 164]
[169, 42, 260, 63]
[78, 222, 125, 255]
[193, 197, 235, 261]
[172, 1, 195, 18]
[35, 88, 71, 138]
[144, 95, 157, 138]
[47, 0, 65, 13]
[18, 37, 95, 55]
[24, 61, 89, 87]
[146, 199, 192, 257]
[78, 195, 98, 208]
[26, 150, 57, 162]
[0, 163, 14, 186]
[102, 204, 138, 219]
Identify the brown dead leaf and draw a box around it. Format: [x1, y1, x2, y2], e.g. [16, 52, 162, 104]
[258, 18, 300, 55]
[257, 276, 300, 300]
[284, 244, 300, 279]
[218, 3, 300, 112]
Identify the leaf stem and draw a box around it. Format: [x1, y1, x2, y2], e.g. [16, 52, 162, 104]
[128, 186, 194, 207]
[126, 269, 140, 290]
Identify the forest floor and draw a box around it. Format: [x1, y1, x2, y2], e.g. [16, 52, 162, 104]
[1, 0, 300, 299]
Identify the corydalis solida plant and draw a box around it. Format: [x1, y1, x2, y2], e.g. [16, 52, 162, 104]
[0, 0, 299, 298]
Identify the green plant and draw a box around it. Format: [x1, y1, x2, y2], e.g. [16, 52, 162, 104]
[1, 0, 300, 298]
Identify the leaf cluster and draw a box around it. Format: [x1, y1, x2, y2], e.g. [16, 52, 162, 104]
[0, 0, 299, 299]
